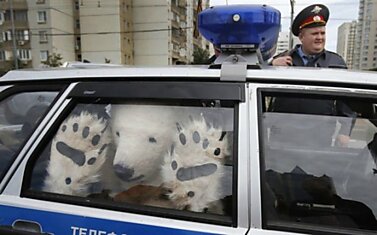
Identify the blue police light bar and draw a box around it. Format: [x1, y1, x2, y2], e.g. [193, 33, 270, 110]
[198, 4, 281, 61]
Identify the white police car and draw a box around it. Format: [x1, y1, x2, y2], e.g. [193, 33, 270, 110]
[0, 5, 376, 235]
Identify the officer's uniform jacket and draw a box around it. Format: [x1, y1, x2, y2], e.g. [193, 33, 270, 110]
[273, 44, 347, 68]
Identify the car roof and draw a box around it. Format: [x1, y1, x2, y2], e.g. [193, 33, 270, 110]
[1, 65, 377, 88]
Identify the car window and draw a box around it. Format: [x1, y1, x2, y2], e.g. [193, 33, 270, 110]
[260, 92, 377, 234]
[0, 90, 58, 180]
[26, 100, 234, 224]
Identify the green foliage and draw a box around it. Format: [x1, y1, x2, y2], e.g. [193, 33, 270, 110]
[42, 53, 63, 67]
[192, 47, 210, 64]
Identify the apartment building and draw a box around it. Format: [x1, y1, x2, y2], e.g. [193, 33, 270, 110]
[133, 0, 210, 65]
[337, 21, 356, 69]
[0, 0, 210, 73]
[28, 0, 76, 67]
[353, 0, 377, 70]
[132, 0, 172, 65]
[78, 0, 133, 64]
[0, 0, 31, 72]
[0, 0, 76, 71]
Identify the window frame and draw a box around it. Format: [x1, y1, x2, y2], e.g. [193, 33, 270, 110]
[257, 86, 377, 235]
[21, 81, 244, 227]
[37, 11, 47, 24]
[40, 50, 48, 62]
[14, 10, 27, 22]
[39, 31, 48, 43]
[17, 49, 31, 61]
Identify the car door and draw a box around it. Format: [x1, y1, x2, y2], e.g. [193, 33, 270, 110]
[252, 83, 377, 235]
[0, 83, 64, 234]
[0, 80, 250, 235]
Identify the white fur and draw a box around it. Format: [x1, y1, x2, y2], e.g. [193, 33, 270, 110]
[161, 117, 230, 212]
[44, 111, 113, 196]
[111, 105, 182, 189]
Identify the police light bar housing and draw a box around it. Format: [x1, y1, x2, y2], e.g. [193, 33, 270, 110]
[198, 4, 281, 61]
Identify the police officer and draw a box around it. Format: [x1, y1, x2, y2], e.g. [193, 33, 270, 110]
[272, 4, 346, 68]
[269, 4, 355, 147]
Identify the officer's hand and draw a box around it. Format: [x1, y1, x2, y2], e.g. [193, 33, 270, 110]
[336, 134, 350, 147]
[271, 56, 293, 66]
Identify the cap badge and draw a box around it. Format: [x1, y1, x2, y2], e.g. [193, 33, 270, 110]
[313, 15, 321, 22]
[311, 6, 322, 14]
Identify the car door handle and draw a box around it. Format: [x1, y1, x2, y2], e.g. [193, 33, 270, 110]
[0, 220, 52, 235]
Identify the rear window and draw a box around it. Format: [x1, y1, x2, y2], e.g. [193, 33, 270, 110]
[26, 99, 235, 225]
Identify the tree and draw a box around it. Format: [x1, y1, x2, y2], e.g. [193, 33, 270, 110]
[192, 47, 210, 64]
[42, 53, 63, 67]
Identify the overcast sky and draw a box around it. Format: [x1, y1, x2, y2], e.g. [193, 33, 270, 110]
[209, 0, 359, 52]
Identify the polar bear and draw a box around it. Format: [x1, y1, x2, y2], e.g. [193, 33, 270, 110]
[44, 111, 114, 196]
[44, 104, 187, 197]
[44, 103, 230, 209]
[110, 104, 184, 190]
[160, 116, 231, 213]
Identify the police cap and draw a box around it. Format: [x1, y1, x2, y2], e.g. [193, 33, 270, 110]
[292, 4, 329, 36]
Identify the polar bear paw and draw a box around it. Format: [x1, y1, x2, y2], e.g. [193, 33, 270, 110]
[54, 119, 109, 167]
[44, 111, 112, 196]
[175, 117, 230, 162]
[161, 117, 229, 213]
